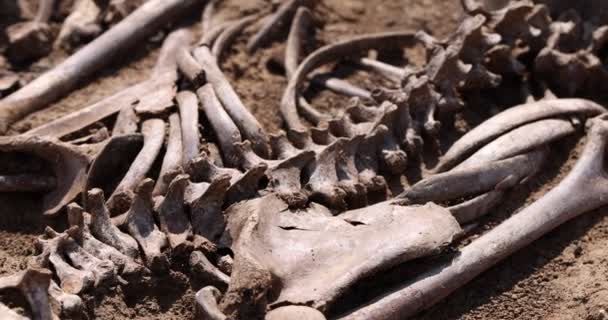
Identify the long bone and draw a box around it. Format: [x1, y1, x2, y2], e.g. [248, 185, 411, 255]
[435, 98, 605, 172]
[177, 48, 207, 87]
[5, 0, 55, 63]
[0, 0, 202, 134]
[106, 118, 165, 214]
[212, 15, 258, 61]
[0, 136, 89, 215]
[454, 117, 578, 170]
[281, 31, 417, 132]
[176, 91, 200, 167]
[193, 45, 270, 158]
[337, 113, 608, 320]
[153, 113, 183, 196]
[0, 268, 56, 320]
[219, 194, 462, 318]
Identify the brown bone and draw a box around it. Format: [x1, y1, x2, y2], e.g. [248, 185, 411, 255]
[0, 268, 56, 320]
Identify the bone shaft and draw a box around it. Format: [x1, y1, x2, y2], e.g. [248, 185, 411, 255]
[247, 0, 308, 52]
[153, 28, 193, 78]
[0, 0, 202, 133]
[312, 76, 371, 99]
[176, 91, 200, 166]
[356, 57, 404, 81]
[285, 7, 314, 79]
[0, 174, 56, 192]
[177, 49, 206, 86]
[197, 84, 242, 167]
[35, 0, 55, 23]
[193, 46, 270, 158]
[201, 0, 216, 35]
[212, 15, 257, 61]
[153, 113, 183, 196]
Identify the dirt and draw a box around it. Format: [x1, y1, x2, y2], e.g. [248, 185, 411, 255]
[1, 0, 607, 319]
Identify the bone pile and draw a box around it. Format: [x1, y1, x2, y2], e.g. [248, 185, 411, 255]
[1, 0, 608, 319]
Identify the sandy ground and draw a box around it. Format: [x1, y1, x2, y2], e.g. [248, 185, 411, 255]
[1, 0, 608, 319]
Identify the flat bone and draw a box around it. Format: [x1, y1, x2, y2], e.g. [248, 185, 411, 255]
[190, 251, 231, 287]
[435, 98, 605, 172]
[153, 113, 183, 196]
[400, 149, 546, 204]
[247, 0, 313, 53]
[197, 84, 242, 167]
[336, 113, 608, 320]
[281, 31, 417, 132]
[107, 118, 165, 214]
[220, 194, 461, 316]
[0, 136, 89, 215]
[454, 117, 578, 170]
[88, 188, 140, 258]
[157, 174, 192, 249]
[176, 91, 201, 167]
[0, 268, 55, 320]
[125, 179, 169, 272]
[0, 0, 202, 133]
[193, 45, 271, 158]
[196, 286, 227, 320]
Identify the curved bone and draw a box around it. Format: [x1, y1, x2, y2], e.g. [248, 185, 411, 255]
[435, 98, 605, 172]
[247, 0, 313, 53]
[177, 48, 206, 87]
[189, 175, 231, 241]
[151, 28, 193, 80]
[176, 91, 201, 167]
[201, 0, 217, 35]
[0, 0, 201, 133]
[107, 118, 165, 214]
[337, 114, 608, 320]
[312, 75, 372, 100]
[125, 179, 169, 272]
[157, 174, 192, 249]
[286, 7, 314, 79]
[0, 173, 56, 192]
[212, 15, 258, 61]
[197, 84, 242, 167]
[454, 118, 578, 170]
[0, 136, 88, 215]
[266, 306, 327, 320]
[448, 190, 504, 224]
[193, 46, 270, 158]
[196, 286, 227, 320]
[153, 113, 183, 196]
[281, 31, 417, 131]
[400, 150, 546, 204]
[0, 268, 55, 320]
[221, 194, 461, 316]
[88, 189, 140, 259]
[190, 251, 230, 287]
[200, 21, 233, 46]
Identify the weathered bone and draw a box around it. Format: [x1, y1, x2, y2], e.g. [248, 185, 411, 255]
[220, 194, 461, 317]
[157, 174, 192, 249]
[177, 48, 206, 87]
[266, 306, 327, 320]
[176, 91, 200, 167]
[153, 113, 183, 196]
[151, 28, 193, 82]
[61, 234, 116, 289]
[212, 15, 258, 61]
[188, 175, 231, 241]
[5, 0, 55, 63]
[448, 190, 505, 224]
[123, 179, 169, 272]
[56, 0, 103, 50]
[193, 45, 271, 158]
[201, 0, 217, 35]
[435, 98, 605, 172]
[0, 0, 202, 133]
[311, 75, 372, 100]
[0, 268, 55, 320]
[285, 7, 315, 79]
[0, 303, 29, 320]
[337, 114, 608, 320]
[195, 286, 227, 320]
[190, 251, 230, 287]
[356, 57, 405, 82]
[48, 280, 84, 319]
[0, 136, 89, 215]
[107, 119, 165, 214]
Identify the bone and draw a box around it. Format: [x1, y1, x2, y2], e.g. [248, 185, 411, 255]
[173, 91, 200, 168]
[189, 175, 231, 241]
[48, 280, 83, 319]
[195, 286, 227, 320]
[190, 251, 230, 287]
[281, 31, 417, 132]
[212, 15, 258, 61]
[125, 179, 169, 272]
[0, 0, 201, 133]
[68, 126, 110, 145]
[448, 190, 505, 224]
[61, 236, 117, 288]
[337, 114, 608, 320]
[153, 113, 183, 196]
[200, 21, 233, 46]
[435, 98, 605, 172]
[151, 28, 193, 80]
[0, 303, 30, 320]
[286, 7, 315, 79]
[193, 45, 271, 158]
[217, 255, 233, 275]
[311, 75, 372, 99]
[55, 0, 103, 50]
[0, 136, 89, 215]
[177, 48, 206, 87]
[5, 0, 54, 63]
[88, 189, 140, 259]
[0, 173, 56, 192]
[201, 0, 217, 35]
[265, 306, 327, 320]
[0, 268, 55, 320]
[247, 0, 313, 53]
[197, 84, 242, 167]
[107, 118, 165, 214]
[221, 194, 461, 316]
[356, 57, 405, 82]
[157, 174, 192, 249]
[400, 150, 546, 204]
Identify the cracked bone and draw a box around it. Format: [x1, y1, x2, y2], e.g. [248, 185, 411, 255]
[195, 286, 227, 320]
[107, 118, 165, 214]
[124, 179, 169, 272]
[190, 251, 230, 287]
[0, 268, 56, 320]
[337, 114, 608, 320]
[6, 0, 55, 63]
[0, 0, 202, 134]
[0, 136, 89, 215]
[219, 194, 461, 318]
